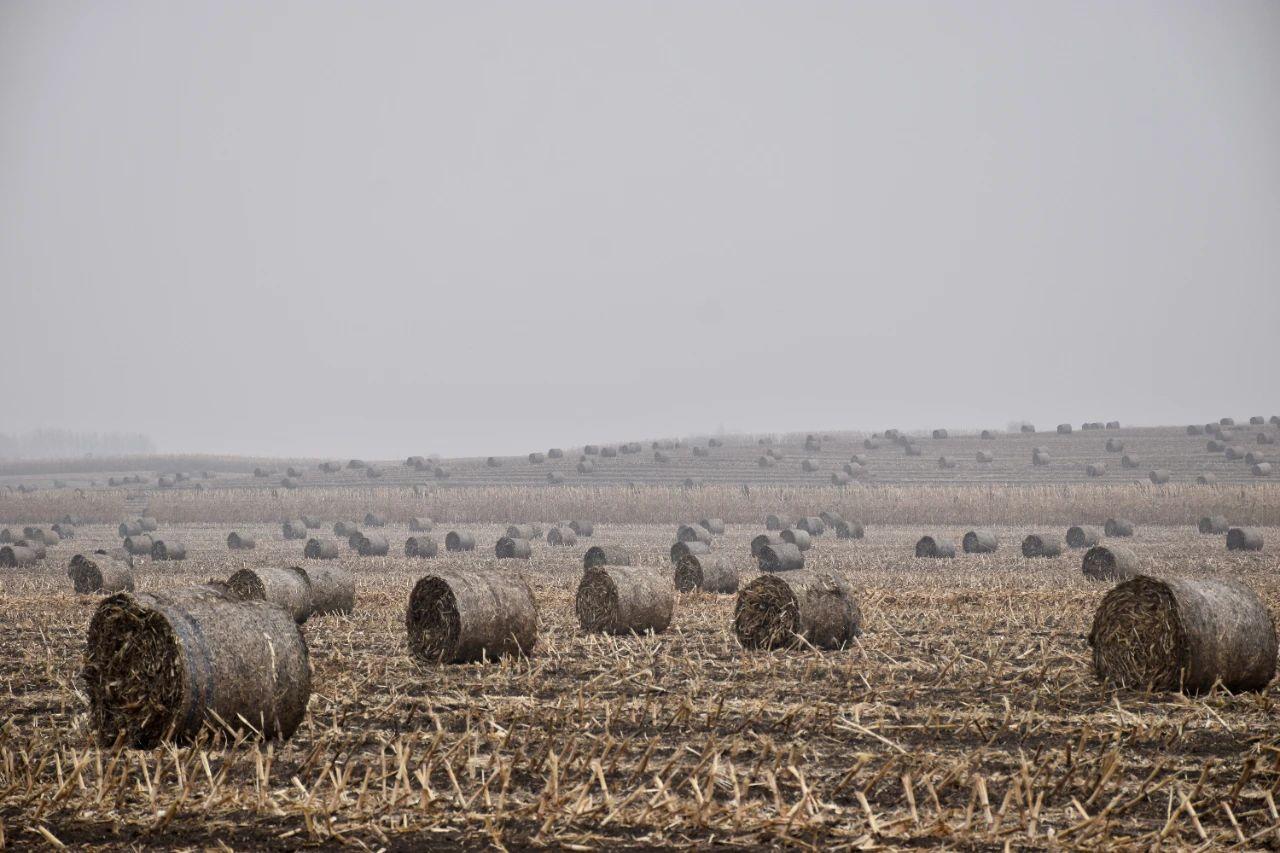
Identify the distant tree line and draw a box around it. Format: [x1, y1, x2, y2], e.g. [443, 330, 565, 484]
[0, 428, 156, 460]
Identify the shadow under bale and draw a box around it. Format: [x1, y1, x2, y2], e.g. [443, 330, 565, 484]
[734, 572, 861, 650]
[82, 587, 310, 748]
[584, 546, 635, 570]
[576, 565, 674, 635]
[674, 552, 739, 594]
[1021, 534, 1062, 558]
[69, 552, 135, 594]
[915, 534, 955, 559]
[1081, 545, 1139, 582]
[1088, 576, 1277, 692]
[962, 529, 999, 554]
[227, 566, 314, 624]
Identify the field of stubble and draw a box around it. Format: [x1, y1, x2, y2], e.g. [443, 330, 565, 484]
[1, 522, 1278, 849]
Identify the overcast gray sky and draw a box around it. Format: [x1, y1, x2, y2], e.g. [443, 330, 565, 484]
[2, 1, 1277, 458]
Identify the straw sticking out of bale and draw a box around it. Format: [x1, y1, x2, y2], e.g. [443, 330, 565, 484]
[1021, 534, 1062, 558]
[576, 565, 674, 635]
[405, 536, 439, 558]
[293, 564, 354, 615]
[82, 587, 310, 748]
[733, 572, 862, 650]
[445, 531, 476, 552]
[674, 552, 740, 594]
[305, 538, 339, 560]
[226, 532, 256, 551]
[496, 537, 532, 560]
[1227, 528, 1263, 552]
[1066, 525, 1103, 549]
[150, 540, 186, 561]
[1081, 545, 1138, 582]
[758, 541, 805, 572]
[69, 552, 135, 594]
[962, 530, 999, 554]
[1088, 576, 1276, 692]
[1104, 518, 1134, 537]
[227, 567, 314, 624]
[915, 534, 956, 559]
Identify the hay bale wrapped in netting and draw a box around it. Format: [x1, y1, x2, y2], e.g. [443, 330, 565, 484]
[734, 572, 862, 650]
[282, 520, 308, 540]
[119, 520, 143, 538]
[1121, 454, 1139, 469]
[227, 567, 314, 624]
[962, 529, 999, 554]
[355, 533, 390, 557]
[698, 518, 726, 536]
[674, 551, 739, 594]
[1253, 463, 1273, 477]
[495, 537, 532, 560]
[568, 520, 594, 537]
[1081, 545, 1139, 582]
[1148, 470, 1171, 484]
[333, 521, 357, 537]
[976, 450, 994, 464]
[1088, 576, 1276, 692]
[1198, 515, 1229, 534]
[1196, 473, 1218, 485]
[1105, 438, 1124, 453]
[226, 532, 256, 551]
[1021, 534, 1062, 558]
[363, 512, 387, 528]
[749, 533, 785, 558]
[405, 536, 439, 558]
[1066, 525, 1103, 549]
[0, 545, 38, 567]
[69, 552, 136, 594]
[932, 428, 949, 439]
[583, 545, 635, 570]
[780, 528, 812, 551]
[676, 524, 712, 545]
[300, 515, 322, 530]
[445, 531, 476, 552]
[295, 564, 354, 615]
[1227, 528, 1264, 552]
[547, 527, 577, 546]
[528, 452, 545, 464]
[1057, 424, 1072, 434]
[1187, 424, 1205, 436]
[1085, 463, 1107, 478]
[576, 565, 674, 635]
[835, 519, 865, 540]
[914, 534, 956, 559]
[305, 538, 339, 560]
[1104, 518, 1135, 537]
[758, 541, 805, 572]
[150, 539, 187, 561]
[505, 524, 541, 541]
[765, 514, 791, 531]
[409, 517, 434, 532]
[82, 587, 310, 748]
[124, 534, 155, 556]
[796, 516, 825, 537]
[671, 539, 711, 564]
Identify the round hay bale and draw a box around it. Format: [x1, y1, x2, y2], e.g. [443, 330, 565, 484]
[124, 534, 155, 556]
[904, 444, 922, 456]
[1186, 425, 1204, 435]
[583, 445, 600, 455]
[699, 518, 726, 536]
[1252, 462, 1273, 477]
[406, 455, 426, 468]
[118, 521, 143, 538]
[938, 455, 957, 470]
[1105, 438, 1124, 452]
[301, 515, 322, 530]
[780, 528, 812, 551]
[750, 532, 785, 558]
[282, 520, 308, 540]
[671, 539, 711, 564]
[355, 533, 390, 557]
[765, 514, 791, 531]
[796, 516, 825, 536]
[757, 455, 776, 468]
[980, 429, 995, 440]
[0, 545, 38, 568]
[505, 524, 540, 541]
[226, 532, 256, 551]
[150, 539, 186, 561]
[976, 450, 994, 463]
[1260, 433, 1276, 445]
[547, 526, 577, 546]
[863, 438, 881, 450]
[914, 534, 956, 559]
[676, 524, 711, 545]
[346, 530, 364, 551]
[51, 522, 76, 539]
[1148, 470, 1171, 484]
[932, 428, 949, 439]
[1020, 424, 1036, 433]
[1106, 421, 1120, 429]
[1196, 473, 1218, 485]
[654, 450, 672, 464]
[1225, 445, 1248, 460]
[305, 538, 339, 560]
[962, 529, 999, 554]
[1198, 515, 1229, 535]
[1249, 416, 1265, 426]
[280, 477, 299, 490]
[577, 459, 596, 474]
[829, 471, 850, 486]
[1104, 518, 1135, 537]
[495, 537, 532, 560]
[758, 541, 805, 573]
[1032, 450, 1051, 466]
[409, 517, 433, 532]
[1081, 545, 1138, 582]
[1057, 424, 1072, 434]
[445, 531, 476, 552]
[1021, 534, 1062, 558]
[568, 520, 594, 537]
[1121, 454, 1139, 469]
[0, 528, 10, 543]
[227, 567, 313, 624]
[600, 446, 618, 458]
[486, 456, 502, 467]
[1088, 575, 1276, 692]
[835, 519, 865, 540]
[1066, 525, 1103, 549]
[363, 512, 387, 528]
[692, 446, 709, 458]
[1227, 527, 1263, 552]
[800, 458, 819, 473]
[69, 552, 136, 594]
[818, 511, 844, 528]
[295, 564, 354, 615]
[405, 536, 439, 558]
[708, 437, 724, 448]
[528, 452, 545, 464]
[548, 448, 564, 459]
[14, 540, 47, 561]
[576, 566, 674, 635]
[674, 552, 739, 594]
[584, 546, 635, 570]
[319, 461, 342, 473]
[1207, 439, 1226, 452]
[333, 521, 357, 537]
[546, 471, 564, 484]
[733, 571, 861, 650]
[1220, 417, 1236, 426]
[347, 459, 366, 469]
[83, 586, 310, 748]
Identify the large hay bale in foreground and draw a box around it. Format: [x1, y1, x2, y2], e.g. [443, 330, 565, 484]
[676, 524, 711, 545]
[962, 529, 999, 554]
[583, 545, 635, 570]
[758, 542, 805, 573]
[1148, 469, 1171, 485]
[914, 534, 955, 558]
[750, 533, 785, 558]
[495, 537, 532, 560]
[226, 532, 256, 551]
[83, 587, 310, 747]
[547, 527, 577, 546]
[1227, 528, 1264, 552]
[568, 520, 594, 537]
[445, 531, 476, 552]
[304, 538, 339, 560]
[765, 514, 791, 531]
[150, 539, 186, 561]
[1081, 545, 1138, 582]
[1066, 525, 1103, 549]
[780, 528, 812, 551]
[1198, 515, 1229, 534]
[576, 565, 674, 635]
[295, 564, 354, 615]
[1088, 576, 1276, 692]
[69, 552, 135, 594]
[1104, 518, 1135, 537]
[227, 567, 314, 624]
[674, 552, 739, 594]
[1021, 534, 1062, 558]
[671, 540, 711, 564]
[354, 533, 390, 557]
[0, 545, 38, 568]
[835, 519, 865, 540]
[124, 534, 154, 556]
[734, 572, 862, 650]
[408, 569, 536, 663]
[283, 520, 308, 540]
[405, 536, 439, 558]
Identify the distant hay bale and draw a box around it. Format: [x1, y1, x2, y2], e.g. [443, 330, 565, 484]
[1246, 450, 1268, 465]
[1186, 425, 1204, 435]
[980, 430, 995, 440]
[757, 455, 776, 468]
[1057, 424, 1072, 434]
[355, 533, 390, 557]
[434, 467, 451, 480]
[1198, 515, 1229, 534]
[699, 518, 726, 536]
[1032, 450, 1051, 466]
[305, 538, 339, 560]
[676, 524, 712, 545]
[1021, 534, 1062, 558]
[1206, 439, 1226, 452]
[708, 437, 724, 447]
[796, 516, 825, 536]
[406, 456, 425, 468]
[226, 532, 255, 551]
[486, 456, 502, 467]
[863, 438, 881, 449]
[600, 447, 618, 458]
[286, 466, 304, 478]
[1105, 438, 1124, 452]
[576, 565, 674, 635]
[733, 572, 861, 650]
[1083, 422, 1103, 430]
[1020, 424, 1036, 433]
[546, 472, 565, 484]
[363, 513, 387, 528]
[758, 541, 805, 572]
[528, 452, 545, 464]
[118, 520, 143, 538]
[801, 458, 819, 472]
[150, 539, 186, 561]
[932, 428, 948, 439]
[584, 445, 600, 455]
[1088, 576, 1276, 692]
[976, 450, 994, 463]
[1227, 527, 1264, 552]
[681, 477, 701, 489]
[333, 521, 358, 537]
[674, 551, 739, 594]
[962, 529, 999, 554]
[937, 455, 957, 470]
[654, 450, 672, 464]
[227, 567, 313, 624]
[83, 586, 310, 748]
[547, 527, 577, 546]
[835, 519, 865, 540]
[124, 535, 155, 556]
[818, 511, 843, 528]
[780, 528, 812, 551]
[405, 536, 439, 558]
[319, 461, 341, 473]
[301, 515, 322, 529]
[750, 533, 785, 558]
[365, 467, 383, 479]
[804, 435, 821, 452]
[577, 459, 596, 474]
[1224, 445, 1247, 460]
[1220, 417, 1235, 426]
[294, 564, 354, 615]
[1081, 545, 1138, 582]
[1253, 462, 1273, 477]
[1260, 433, 1276, 445]
[407, 569, 537, 664]
[0, 528, 12, 544]
[495, 537, 532, 560]
[904, 444, 922, 456]
[884, 429, 900, 440]
[1148, 469, 1171, 485]
[1104, 518, 1135, 537]
[409, 517, 433, 532]
[1106, 421, 1120, 429]
[1196, 473, 1218, 485]
[914, 534, 956, 559]
[1121, 454, 1139, 469]
[765, 514, 791, 531]
[0, 545, 38, 568]
[692, 446, 709, 458]
[1085, 463, 1107, 478]
[69, 552, 135, 594]
[568, 521, 594, 537]
[347, 459, 366, 469]
[548, 448, 564, 459]
[283, 520, 308, 540]
[1066, 525, 1103, 549]
[505, 524, 541, 541]
[671, 540, 711, 564]
[583, 546, 635, 570]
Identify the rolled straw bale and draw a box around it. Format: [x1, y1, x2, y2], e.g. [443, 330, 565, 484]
[69, 552, 135, 594]
[1021, 534, 1062, 558]
[1066, 525, 1103, 549]
[346, 531, 365, 551]
[283, 520, 308, 540]
[914, 534, 956, 559]
[932, 428, 949, 439]
[1088, 575, 1276, 692]
[505, 524, 539, 541]
[546, 472, 565, 484]
[708, 437, 724, 447]
[305, 539, 339, 560]
[1106, 421, 1120, 429]
[758, 541, 805, 572]
[576, 566, 674, 635]
[30, 528, 60, 546]
[0, 545, 38, 568]
[976, 450, 994, 463]
[1260, 433, 1276, 445]
[904, 444, 923, 456]
[347, 459, 366, 469]
[962, 529, 999, 554]
[527, 452, 545, 464]
[1220, 417, 1236, 426]
[653, 450, 672, 464]
[1206, 439, 1226, 452]
[577, 459, 596, 474]
[671, 540, 712, 564]
[835, 519, 865, 540]
[1105, 438, 1124, 452]
[445, 531, 476, 552]
[980, 430, 995, 440]
[548, 448, 564, 459]
[404, 518, 433, 534]
[495, 537, 532, 560]
[226, 532, 256, 551]
[800, 458, 818, 472]
[286, 466, 304, 478]
[83, 586, 310, 747]
[674, 552, 739, 594]
[1032, 450, 1051, 466]
[433, 467, 451, 480]
[750, 533, 785, 558]
[124, 535, 154, 556]
[938, 456, 957, 470]
[863, 438, 881, 449]
[584, 546, 635, 570]
[150, 540, 186, 561]
[600, 447, 618, 458]
[584, 445, 600, 455]
[757, 455, 776, 468]
[254, 467, 272, 478]
[319, 461, 341, 473]
[1245, 450, 1267, 465]
[1148, 469, 1171, 484]
[1273, 415, 1280, 426]
[355, 533, 390, 557]
[734, 571, 861, 650]
[333, 521, 357, 537]
[796, 516, 825, 536]
[1196, 473, 1218, 485]
[486, 456, 502, 467]
[1021, 424, 1036, 433]
[15, 540, 47, 560]
[364, 513, 387, 528]
[406, 456, 426, 468]
[568, 521, 594, 537]
[52, 523, 76, 539]
[780, 528, 812, 551]
[1057, 424, 1072, 434]
[0, 528, 11, 543]
[1198, 515, 1229, 535]
[547, 526, 577, 546]
[405, 536, 439, 558]
[765, 514, 791, 531]
[1227, 528, 1264, 552]
[692, 446, 709, 458]
[699, 518, 726, 536]
[1121, 454, 1139, 469]
[1081, 545, 1139, 582]
[119, 520, 143, 537]
[1187, 425, 1204, 436]
[227, 567, 313, 623]
[818, 511, 844, 529]
[1252, 462, 1273, 477]
[1225, 446, 1247, 461]
[1104, 518, 1135, 537]
[300, 515, 322, 529]
[677, 524, 712, 545]
[294, 565, 354, 615]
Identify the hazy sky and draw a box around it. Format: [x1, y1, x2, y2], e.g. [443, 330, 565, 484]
[2, 1, 1277, 458]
